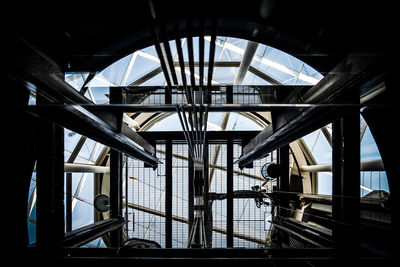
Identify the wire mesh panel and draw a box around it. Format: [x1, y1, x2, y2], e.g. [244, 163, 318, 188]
[209, 144, 227, 248]
[123, 141, 274, 249]
[233, 144, 272, 248]
[125, 144, 166, 247]
[172, 144, 189, 247]
[233, 85, 262, 104]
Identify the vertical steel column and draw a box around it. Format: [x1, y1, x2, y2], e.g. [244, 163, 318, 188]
[109, 86, 124, 247]
[278, 144, 289, 217]
[165, 140, 173, 248]
[227, 139, 234, 247]
[188, 149, 194, 237]
[332, 112, 360, 247]
[226, 85, 233, 104]
[36, 115, 65, 248]
[125, 156, 129, 234]
[109, 149, 122, 247]
[4, 79, 36, 249]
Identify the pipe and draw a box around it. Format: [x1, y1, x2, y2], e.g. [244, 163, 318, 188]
[300, 159, 384, 172]
[34, 163, 110, 173]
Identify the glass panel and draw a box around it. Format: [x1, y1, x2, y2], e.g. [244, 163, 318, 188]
[80, 236, 107, 248]
[140, 71, 166, 86]
[100, 53, 131, 85]
[126, 54, 161, 85]
[64, 129, 82, 157]
[77, 173, 94, 203]
[212, 67, 237, 83]
[72, 199, 94, 230]
[147, 112, 262, 132]
[90, 87, 110, 104]
[65, 72, 89, 90]
[318, 172, 332, 195]
[360, 115, 389, 196]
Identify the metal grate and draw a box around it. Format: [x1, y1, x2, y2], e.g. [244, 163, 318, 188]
[123, 85, 284, 105]
[209, 144, 227, 248]
[124, 144, 166, 247]
[233, 144, 274, 248]
[172, 144, 189, 247]
[123, 142, 274, 248]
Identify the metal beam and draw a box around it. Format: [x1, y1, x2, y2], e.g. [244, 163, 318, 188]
[332, 113, 360, 246]
[128, 67, 163, 86]
[321, 126, 333, 148]
[174, 21, 191, 103]
[82, 103, 343, 113]
[234, 41, 259, 85]
[237, 53, 384, 168]
[226, 139, 234, 247]
[63, 218, 125, 247]
[6, 33, 158, 166]
[110, 149, 123, 247]
[34, 162, 109, 173]
[207, 17, 217, 103]
[64, 163, 110, 173]
[36, 114, 65, 248]
[300, 159, 384, 172]
[32, 104, 160, 167]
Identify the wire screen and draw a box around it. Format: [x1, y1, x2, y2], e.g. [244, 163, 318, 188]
[125, 144, 166, 247]
[233, 144, 274, 248]
[124, 141, 273, 248]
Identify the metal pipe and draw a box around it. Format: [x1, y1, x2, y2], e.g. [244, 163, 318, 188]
[300, 159, 384, 173]
[64, 163, 110, 173]
[234, 41, 259, 85]
[33, 162, 112, 173]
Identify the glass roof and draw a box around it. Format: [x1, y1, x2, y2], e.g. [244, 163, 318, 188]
[65, 35, 323, 99]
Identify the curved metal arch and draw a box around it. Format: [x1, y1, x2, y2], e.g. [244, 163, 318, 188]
[135, 110, 268, 132]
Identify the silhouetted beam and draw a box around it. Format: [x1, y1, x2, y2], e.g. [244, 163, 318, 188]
[237, 53, 384, 168]
[63, 218, 124, 247]
[199, 17, 205, 90]
[148, 0, 173, 91]
[207, 18, 217, 101]
[83, 103, 344, 113]
[33, 105, 160, 167]
[5, 33, 159, 166]
[174, 21, 191, 103]
[160, 25, 178, 85]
